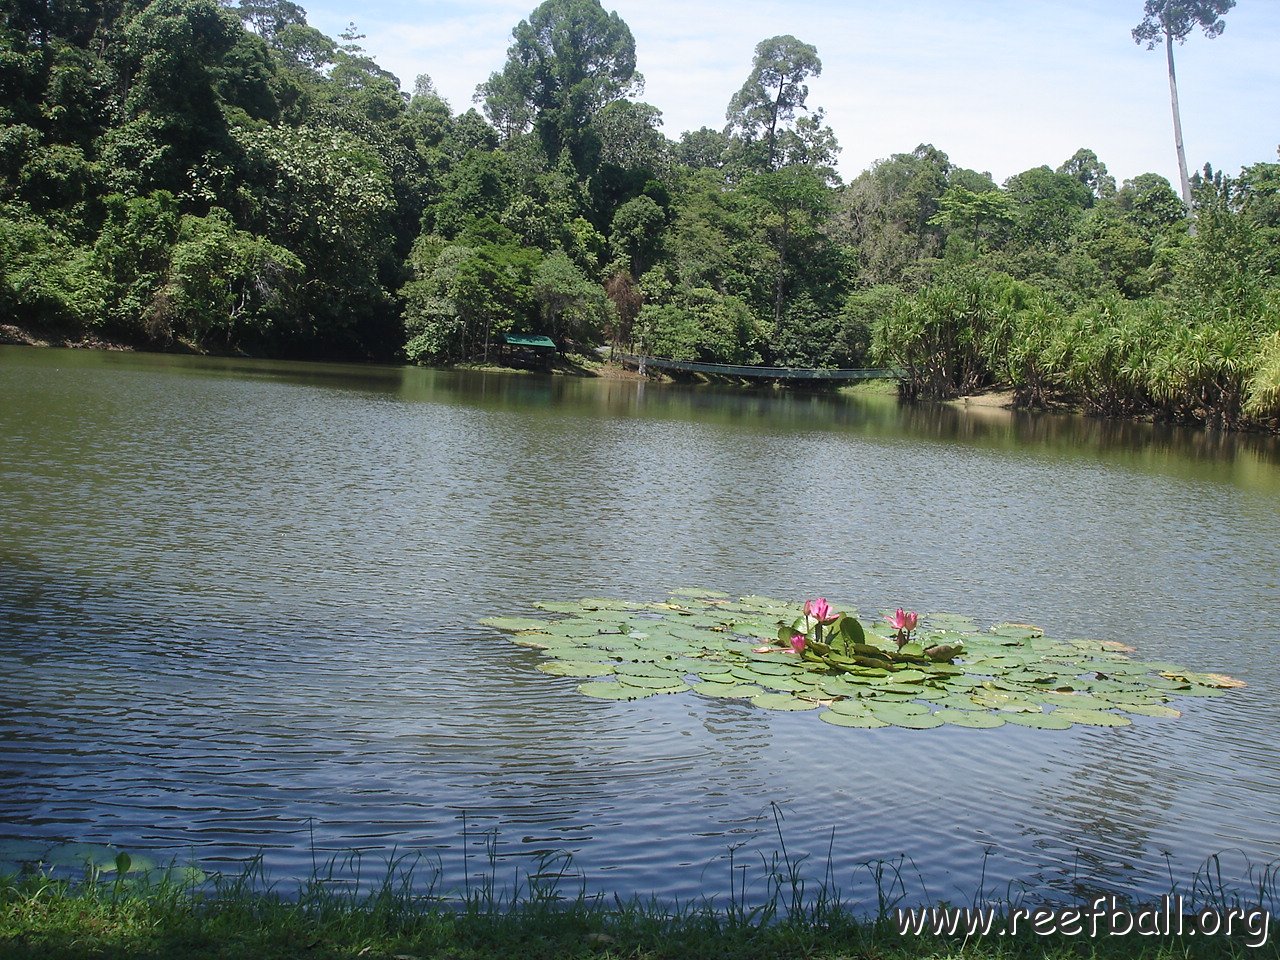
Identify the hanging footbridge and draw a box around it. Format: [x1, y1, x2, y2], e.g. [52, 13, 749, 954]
[613, 352, 898, 381]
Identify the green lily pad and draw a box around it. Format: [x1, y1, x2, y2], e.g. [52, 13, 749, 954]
[617, 673, 686, 689]
[869, 701, 931, 717]
[925, 613, 978, 631]
[1143, 675, 1193, 691]
[46, 843, 119, 869]
[1004, 712, 1074, 730]
[866, 692, 921, 703]
[827, 698, 872, 716]
[820, 677, 866, 698]
[883, 712, 945, 729]
[511, 635, 562, 649]
[969, 691, 1043, 713]
[751, 693, 819, 711]
[1175, 685, 1225, 698]
[931, 695, 983, 711]
[578, 681, 643, 700]
[101, 852, 156, 875]
[543, 621, 613, 638]
[617, 661, 689, 679]
[537, 661, 614, 678]
[738, 658, 803, 674]
[736, 595, 794, 611]
[733, 622, 786, 640]
[578, 681, 686, 700]
[480, 616, 553, 632]
[750, 674, 818, 693]
[0, 840, 52, 862]
[990, 623, 1043, 639]
[534, 601, 596, 614]
[891, 669, 928, 683]
[820, 711, 889, 728]
[1101, 691, 1168, 706]
[1052, 708, 1131, 726]
[543, 648, 618, 663]
[847, 665, 891, 677]
[873, 682, 928, 695]
[1037, 692, 1114, 710]
[578, 598, 650, 611]
[698, 670, 739, 684]
[936, 709, 1005, 728]
[1120, 703, 1181, 718]
[692, 682, 763, 698]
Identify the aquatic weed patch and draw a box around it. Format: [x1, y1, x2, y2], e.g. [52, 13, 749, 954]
[484, 591, 1242, 730]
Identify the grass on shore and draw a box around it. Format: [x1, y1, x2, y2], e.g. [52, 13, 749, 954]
[2, 845, 1275, 960]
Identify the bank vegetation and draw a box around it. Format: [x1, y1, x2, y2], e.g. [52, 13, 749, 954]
[2, 0, 1278, 429]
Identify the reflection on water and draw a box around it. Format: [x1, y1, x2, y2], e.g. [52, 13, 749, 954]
[1, 345, 1278, 905]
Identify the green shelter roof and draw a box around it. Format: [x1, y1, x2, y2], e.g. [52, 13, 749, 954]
[505, 334, 557, 349]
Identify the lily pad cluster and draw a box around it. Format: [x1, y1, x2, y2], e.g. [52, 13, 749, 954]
[482, 591, 1243, 731]
[0, 838, 206, 885]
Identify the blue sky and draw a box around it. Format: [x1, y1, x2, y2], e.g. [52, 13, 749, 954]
[300, 0, 1280, 187]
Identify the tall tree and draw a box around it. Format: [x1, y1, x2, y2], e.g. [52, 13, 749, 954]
[592, 100, 669, 176]
[1132, 0, 1235, 208]
[724, 35, 821, 170]
[1057, 148, 1116, 201]
[233, 0, 306, 42]
[745, 165, 832, 340]
[476, 0, 640, 171]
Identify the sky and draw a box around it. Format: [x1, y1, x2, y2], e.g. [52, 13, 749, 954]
[298, 0, 1280, 188]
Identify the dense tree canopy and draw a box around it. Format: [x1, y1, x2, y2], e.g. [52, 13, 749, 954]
[1, 0, 1277, 429]
[477, 0, 640, 171]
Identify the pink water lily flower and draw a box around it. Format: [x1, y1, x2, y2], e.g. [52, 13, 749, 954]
[804, 598, 838, 623]
[789, 633, 807, 654]
[886, 608, 918, 632]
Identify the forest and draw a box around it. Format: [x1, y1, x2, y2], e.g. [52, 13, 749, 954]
[1, 0, 1278, 429]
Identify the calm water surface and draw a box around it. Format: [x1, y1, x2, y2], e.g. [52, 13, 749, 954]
[2, 346, 1278, 907]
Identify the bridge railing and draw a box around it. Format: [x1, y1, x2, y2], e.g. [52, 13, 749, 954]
[614, 353, 898, 381]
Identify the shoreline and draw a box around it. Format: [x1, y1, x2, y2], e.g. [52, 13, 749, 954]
[4, 329, 1274, 435]
[0, 322, 145, 353]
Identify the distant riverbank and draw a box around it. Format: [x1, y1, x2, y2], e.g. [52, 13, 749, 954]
[0, 321, 143, 353]
[4, 324, 1274, 434]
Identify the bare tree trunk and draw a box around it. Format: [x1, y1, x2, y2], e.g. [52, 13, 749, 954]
[773, 205, 789, 341]
[1165, 24, 1193, 210]
[766, 75, 785, 169]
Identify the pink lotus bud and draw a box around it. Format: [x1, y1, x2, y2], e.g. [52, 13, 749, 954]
[886, 608, 919, 632]
[803, 598, 837, 623]
[789, 633, 807, 653]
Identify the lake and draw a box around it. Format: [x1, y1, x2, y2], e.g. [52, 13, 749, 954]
[1, 345, 1278, 909]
